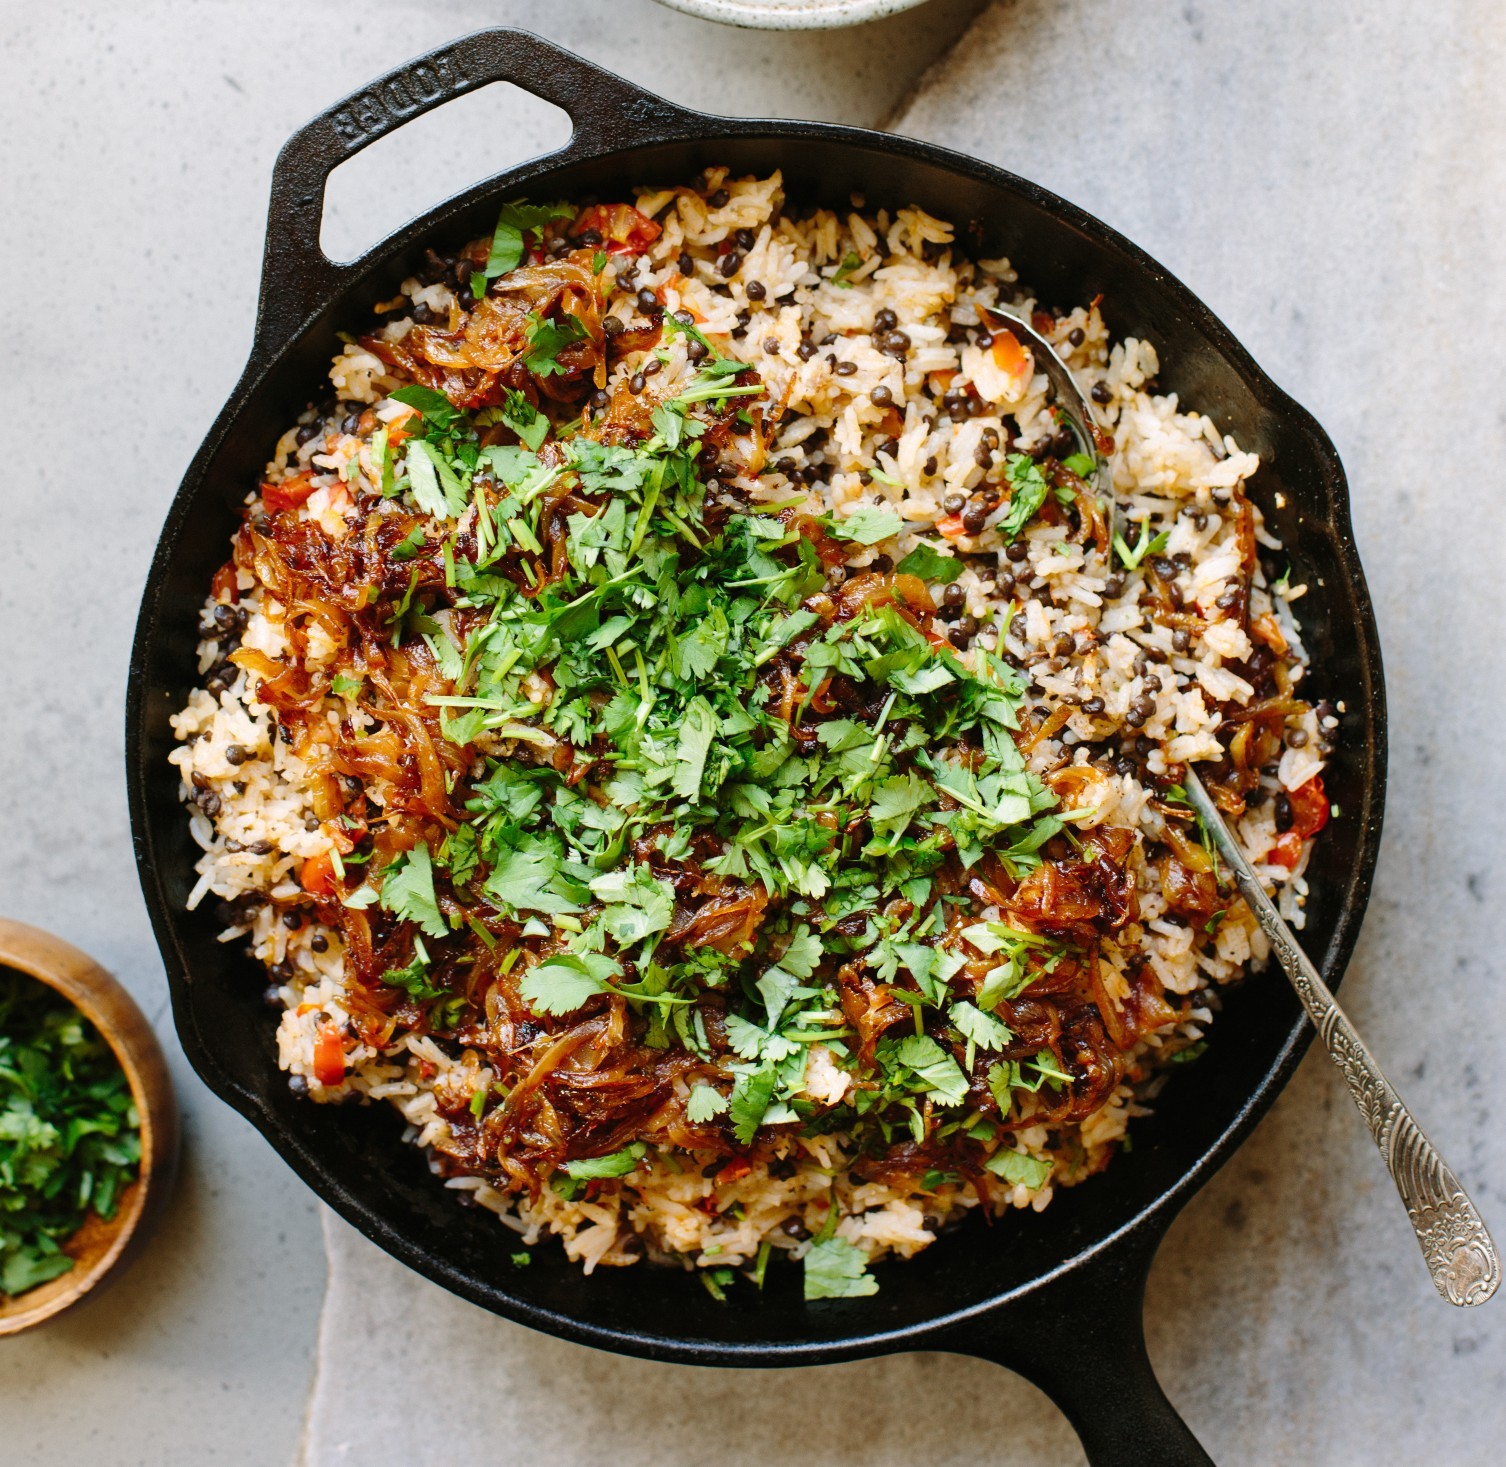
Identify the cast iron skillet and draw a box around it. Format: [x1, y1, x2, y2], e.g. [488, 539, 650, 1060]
[127, 28, 1386, 1465]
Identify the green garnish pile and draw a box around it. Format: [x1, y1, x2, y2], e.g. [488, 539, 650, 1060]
[0, 971, 141, 1298]
[350, 325, 1073, 1181]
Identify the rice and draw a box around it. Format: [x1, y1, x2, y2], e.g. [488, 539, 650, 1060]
[169, 170, 1332, 1286]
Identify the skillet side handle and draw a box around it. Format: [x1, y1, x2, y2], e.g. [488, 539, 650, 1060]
[253, 26, 701, 358]
[944, 1227, 1214, 1467]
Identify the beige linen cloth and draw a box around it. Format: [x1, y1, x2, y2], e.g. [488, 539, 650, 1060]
[302, 3, 1506, 1461]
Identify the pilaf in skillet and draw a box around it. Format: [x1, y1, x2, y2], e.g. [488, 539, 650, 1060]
[170, 170, 1335, 1297]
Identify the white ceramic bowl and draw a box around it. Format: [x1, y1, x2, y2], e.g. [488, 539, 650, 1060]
[654, 0, 931, 30]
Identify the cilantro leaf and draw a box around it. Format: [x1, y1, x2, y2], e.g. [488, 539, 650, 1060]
[882, 1034, 968, 1108]
[482, 840, 586, 917]
[1113, 519, 1171, 571]
[803, 1237, 878, 1299]
[390, 384, 460, 433]
[779, 927, 823, 980]
[520, 953, 620, 1016]
[868, 772, 931, 839]
[589, 863, 675, 945]
[985, 1148, 1053, 1189]
[997, 454, 1051, 540]
[563, 1142, 645, 1179]
[828, 505, 903, 545]
[378, 844, 448, 939]
[729, 1063, 778, 1144]
[755, 965, 801, 1029]
[379, 939, 443, 1002]
[523, 312, 587, 377]
[390, 524, 427, 561]
[672, 696, 717, 800]
[895, 543, 963, 583]
[0, 972, 142, 1299]
[950, 1001, 1012, 1050]
[686, 1084, 729, 1123]
[482, 199, 573, 282]
[404, 439, 469, 519]
[500, 389, 549, 452]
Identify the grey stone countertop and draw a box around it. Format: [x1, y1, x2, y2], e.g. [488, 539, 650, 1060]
[4, 1, 1503, 1464]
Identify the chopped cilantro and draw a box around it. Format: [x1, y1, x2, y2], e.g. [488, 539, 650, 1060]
[827, 505, 903, 545]
[895, 543, 963, 583]
[803, 1236, 878, 1298]
[523, 312, 588, 377]
[390, 384, 461, 433]
[830, 252, 863, 288]
[480, 199, 573, 285]
[997, 454, 1052, 540]
[563, 1142, 646, 1179]
[377, 843, 448, 940]
[729, 1064, 777, 1144]
[1114, 519, 1171, 571]
[949, 1000, 1012, 1050]
[985, 1149, 1053, 1189]
[520, 953, 620, 1016]
[686, 1084, 729, 1122]
[0, 973, 141, 1298]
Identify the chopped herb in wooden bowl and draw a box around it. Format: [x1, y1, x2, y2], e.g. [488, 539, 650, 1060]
[0, 969, 142, 1299]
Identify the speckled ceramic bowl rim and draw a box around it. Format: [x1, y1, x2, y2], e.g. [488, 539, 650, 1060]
[653, 0, 930, 31]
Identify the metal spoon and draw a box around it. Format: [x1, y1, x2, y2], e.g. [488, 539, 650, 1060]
[1184, 770, 1499, 1306]
[983, 307, 1119, 540]
[996, 314, 1500, 1307]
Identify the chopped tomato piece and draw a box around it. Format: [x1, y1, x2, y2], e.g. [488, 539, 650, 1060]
[300, 851, 338, 897]
[1288, 774, 1330, 839]
[990, 326, 1030, 379]
[262, 474, 317, 512]
[1268, 831, 1304, 869]
[573, 202, 661, 255]
[312, 1022, 346, 1087]
[717, 1157, 752, 1182]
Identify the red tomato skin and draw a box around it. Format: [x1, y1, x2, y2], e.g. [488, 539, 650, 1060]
[300, 852, 337, 897]
[262, 474, 317, 512]
[1288, 774, 1329, 838]
[313, 1023, 346, 1087]
[1268, 831, 1304, 869]
[573, 203, 661, 255]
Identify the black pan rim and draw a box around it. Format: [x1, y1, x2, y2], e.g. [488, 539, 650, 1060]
[126, 33, 1387, 1372]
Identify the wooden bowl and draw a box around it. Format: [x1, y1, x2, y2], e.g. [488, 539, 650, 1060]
[0, 918, 179, 1336]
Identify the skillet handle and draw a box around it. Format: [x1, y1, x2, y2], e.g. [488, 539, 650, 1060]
[254, 27, 701, 357]
[941, 1226, 1215, 1466]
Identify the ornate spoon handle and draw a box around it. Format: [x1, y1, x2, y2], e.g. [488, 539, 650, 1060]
[1183, 771, 1499, 1306]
